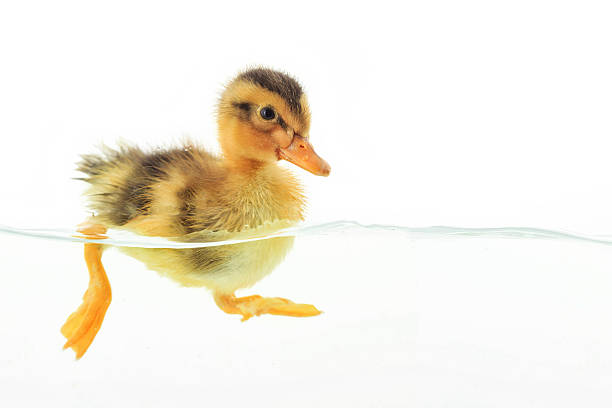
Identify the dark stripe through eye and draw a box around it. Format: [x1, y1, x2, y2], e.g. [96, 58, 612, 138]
[233, 102, 251, 112]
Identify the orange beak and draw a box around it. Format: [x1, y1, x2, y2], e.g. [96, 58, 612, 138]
[278, 135, 331, 177]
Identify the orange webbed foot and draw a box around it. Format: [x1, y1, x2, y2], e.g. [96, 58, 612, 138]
[61, 271, 111, 359]
[214, 293, 322, 322]
[62, 222, 111, 359]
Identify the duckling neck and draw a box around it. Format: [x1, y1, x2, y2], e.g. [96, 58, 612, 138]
[224, 155, 268, 175]
[224, 158, 306, 226]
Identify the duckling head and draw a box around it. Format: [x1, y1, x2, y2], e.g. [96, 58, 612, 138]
[217, 68, 330, 176]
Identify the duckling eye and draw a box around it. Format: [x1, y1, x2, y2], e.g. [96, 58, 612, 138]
[259, 107, 276, 121]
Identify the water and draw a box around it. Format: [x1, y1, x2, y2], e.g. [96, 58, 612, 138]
[2, 221, 612, 406]
[4, 220, 612, 248]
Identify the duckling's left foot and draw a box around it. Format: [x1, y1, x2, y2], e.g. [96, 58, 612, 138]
[213, 293, 322, 321]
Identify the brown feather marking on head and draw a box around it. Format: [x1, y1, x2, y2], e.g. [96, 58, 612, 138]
[237, 68, 304, 114]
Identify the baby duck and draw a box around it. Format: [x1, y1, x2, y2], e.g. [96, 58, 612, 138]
[62, 68, 330, 359]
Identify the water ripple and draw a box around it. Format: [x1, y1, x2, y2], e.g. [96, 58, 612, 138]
[1, 221, 612, 248]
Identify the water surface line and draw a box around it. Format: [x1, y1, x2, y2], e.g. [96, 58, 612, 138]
[1, 221, 612, 248]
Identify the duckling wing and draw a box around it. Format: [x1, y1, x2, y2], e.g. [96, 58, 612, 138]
[78, 143, 224, 236]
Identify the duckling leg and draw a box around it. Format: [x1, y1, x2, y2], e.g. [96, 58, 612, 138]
[61, 222, 111, 359]
[213, 293, 321, 322]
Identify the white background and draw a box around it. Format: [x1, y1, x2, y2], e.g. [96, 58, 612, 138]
[1, 0, 612, 406]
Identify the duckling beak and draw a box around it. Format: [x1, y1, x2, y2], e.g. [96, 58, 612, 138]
[278, 135, 331, 177]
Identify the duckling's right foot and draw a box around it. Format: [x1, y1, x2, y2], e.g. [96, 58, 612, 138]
[62, 223, 111, 359]
[213, 293, 322, 321]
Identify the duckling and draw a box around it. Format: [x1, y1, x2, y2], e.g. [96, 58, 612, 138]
[62, 68, 330, 359]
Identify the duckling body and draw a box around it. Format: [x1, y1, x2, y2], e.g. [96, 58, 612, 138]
[79, 143, 302, 291]
[62, 68, 330, 358]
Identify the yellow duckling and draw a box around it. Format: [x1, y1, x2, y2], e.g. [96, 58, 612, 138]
[62, 68, 330, 359]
